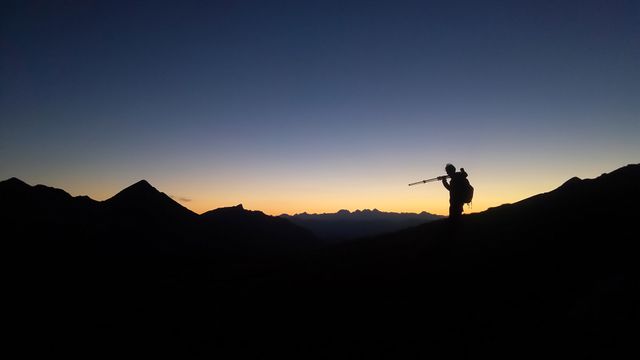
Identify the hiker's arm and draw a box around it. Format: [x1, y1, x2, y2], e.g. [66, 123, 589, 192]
[460, 168, 468, 177]
[442, 178, 450, 191]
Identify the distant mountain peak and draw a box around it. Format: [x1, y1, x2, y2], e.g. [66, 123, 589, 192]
[127, 179, 155, 191]
[282, 208, 444, 241]
[6, 176, 27, 183]
[200, 204, 271, 222]
[205, 204, 246, 214]
[103, 179, 195, 218]
[108, 180, 163, 200]
[359, 209, 381, 213]
[107, 181, 152, 199]
[1, 177, 30, 188]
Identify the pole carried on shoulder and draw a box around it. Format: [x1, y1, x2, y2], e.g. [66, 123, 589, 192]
[408, 175, 449, 186]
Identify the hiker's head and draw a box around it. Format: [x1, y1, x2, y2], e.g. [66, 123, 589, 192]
[445, 163, 456, 176]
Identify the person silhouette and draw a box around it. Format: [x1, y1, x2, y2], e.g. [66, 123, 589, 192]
[441, 164, 468, 219]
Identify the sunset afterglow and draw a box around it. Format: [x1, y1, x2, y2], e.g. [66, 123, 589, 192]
[2, 1, 638, 216]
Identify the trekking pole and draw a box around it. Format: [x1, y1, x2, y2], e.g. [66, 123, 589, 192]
[408, 175, 449, 186]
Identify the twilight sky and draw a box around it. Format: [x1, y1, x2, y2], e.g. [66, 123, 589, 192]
[1, 0, 638, 215]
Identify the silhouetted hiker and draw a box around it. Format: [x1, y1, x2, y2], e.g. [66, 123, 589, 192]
[441, 164, 472, 219]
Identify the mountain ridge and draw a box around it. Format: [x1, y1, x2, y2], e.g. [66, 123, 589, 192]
[0, 177, 319, 257]
[281, 208, 444, 241]
[2, 163, 638, 357]
[102, 178, 196, 219]
[283, 163, 639, 357]
[281, 208, 440, 217]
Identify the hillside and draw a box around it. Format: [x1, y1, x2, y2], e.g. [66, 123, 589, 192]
[0, 178, 318, 258]
[3, 164, 638, 358]
[287, 163, 639, 358]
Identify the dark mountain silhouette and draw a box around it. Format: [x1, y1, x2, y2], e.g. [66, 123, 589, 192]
[96, 180, 199, 255]
[0, 178, 317, 257]
[1, 177, 100, 257]
[281, 208, 443, 241]
[199, 204, 319, 256]
[286, 163, 639, 358]
[1, 177, 99, 217]
[103, 179, 197, 220]
[3, 164, 638, 358]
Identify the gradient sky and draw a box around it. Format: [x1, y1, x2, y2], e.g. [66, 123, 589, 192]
[1, 0, 638, 215]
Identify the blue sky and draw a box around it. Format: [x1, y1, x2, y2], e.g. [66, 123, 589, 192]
[1, 0, 638, 214]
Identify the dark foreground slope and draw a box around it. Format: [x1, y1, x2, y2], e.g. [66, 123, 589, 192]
[293, 163, 639, 358]
[3, 164, 639, 358]
[1, 178, 320, 356]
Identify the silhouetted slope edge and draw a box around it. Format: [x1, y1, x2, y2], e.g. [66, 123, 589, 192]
[0, 177, 99, 215]
[334, 163, 639, 264]
[200, 204, 319, 256]
[103, 179, 196, 219]
[297, 164, 638, 357]
[483, 163, 639, 217]
[0, 178, 318, 258]
[1, 177, 100, 255]
[2, 164, 637, 357]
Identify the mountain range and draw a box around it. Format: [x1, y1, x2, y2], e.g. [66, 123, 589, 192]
[280, 208, 443, 241]
[3, 163, 638, 358]
[1, 177, 318, 258]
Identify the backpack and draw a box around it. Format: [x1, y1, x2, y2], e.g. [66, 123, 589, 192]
[460, 177, 474, 204]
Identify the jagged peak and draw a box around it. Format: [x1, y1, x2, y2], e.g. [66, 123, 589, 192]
[204, 204, 245, 213]
[283, 209, 443, 219]
[106, 179, 167, 204]
[200, 204, 269, 219]
[1, 178, 74, 199]
[110, 179, 161, 198]
[103, 179, 196, 217]
[127, 179, 156, 191]
[1, 177, 30, 187]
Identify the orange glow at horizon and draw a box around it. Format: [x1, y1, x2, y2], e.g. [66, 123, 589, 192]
[159, 161, 620, 216]
[19, 160, 637, 217]
[181, 182, 553, 216]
